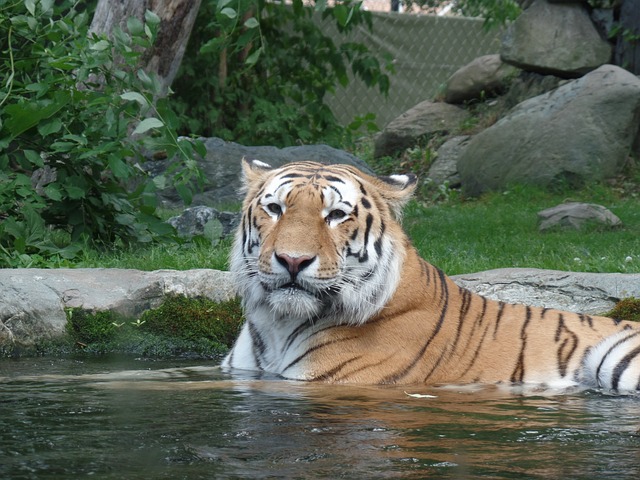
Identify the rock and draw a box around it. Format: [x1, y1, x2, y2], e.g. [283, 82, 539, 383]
[145, 138, 373, 208]
[374, 101, 469, 158]
[500, 0, 612, 77]
[167, 206, 240, 239]
[426, 135, 469, 187]
[452, 268, 640, 315]
[3, 267, 640, 353]
[0, 269, 235, 350]
[457, 65, 640, 196]
[444, 54, 519, 104]
[537, 202, 622, 231]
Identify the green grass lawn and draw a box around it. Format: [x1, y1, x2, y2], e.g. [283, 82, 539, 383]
[76, 182, 640, 276]
[404, 186, 640, 275]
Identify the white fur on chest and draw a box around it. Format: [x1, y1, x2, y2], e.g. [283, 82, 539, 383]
[222, 305, 318, 380]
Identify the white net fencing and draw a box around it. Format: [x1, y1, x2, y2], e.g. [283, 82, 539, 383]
[320, 9, 504, 129]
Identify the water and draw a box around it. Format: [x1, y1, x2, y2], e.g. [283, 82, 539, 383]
[1, 357, 639, 479]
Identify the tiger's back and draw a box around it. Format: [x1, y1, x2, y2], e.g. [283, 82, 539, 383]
[223, 159, 640, 392]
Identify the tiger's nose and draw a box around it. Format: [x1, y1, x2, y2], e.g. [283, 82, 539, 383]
[275, 253, 316, 281]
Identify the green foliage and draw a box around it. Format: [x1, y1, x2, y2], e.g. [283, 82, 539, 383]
[172, 0, 392, 147]
[403, 0, 521, 29]
[605, 298, 640, 322]
[0, 1, 203, 267]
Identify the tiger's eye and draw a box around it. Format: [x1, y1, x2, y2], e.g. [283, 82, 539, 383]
[266, 203, 282, 216]
[327, 209, 347, 222]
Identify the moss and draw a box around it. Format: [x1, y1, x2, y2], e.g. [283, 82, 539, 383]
[139, 295, 244, 348]
[62, 295, 244, 358]
[604, 297, 640, 322]
[65, 308, 126, 344]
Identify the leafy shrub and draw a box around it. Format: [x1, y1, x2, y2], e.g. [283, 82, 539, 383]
[171, 0, 393, 147]
[0, 0, 202, 266]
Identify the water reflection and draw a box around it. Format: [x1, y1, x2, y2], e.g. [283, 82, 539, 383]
[1, 357, 639, 479]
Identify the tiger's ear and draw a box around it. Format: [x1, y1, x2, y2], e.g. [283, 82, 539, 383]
[241, 157, 273, 191]
[374, 173, 418, 218]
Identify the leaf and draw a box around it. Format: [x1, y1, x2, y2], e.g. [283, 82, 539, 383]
[244, 17, 259, 29]
[90, 39, 111, 51]
[175, 182, 193, 206]
[43, 184, 62, 201]
[24, 150, 44, 167]
[404, 391, 438, 399]
[127, 17, 144, 36]
[220, 7, 237, 19]
[115, 213, 136, 226]
[152, 175, 167, 190]
[25, 0, 36, 16]
[132, 117, 164, 135]
[38, 117, 62, 137]
[245, 47, 262, 66]
[65, 185, 86, 200]
[4, 92, 70, 138]
[144, 10, 161, 26]
[199, 37, 225, 55]
[109, 156, 131, 180]
[120, 91, 150, 107]
[333, 4, 348, 27]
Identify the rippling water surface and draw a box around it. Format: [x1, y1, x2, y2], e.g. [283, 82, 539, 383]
[1, 357, 639, 479]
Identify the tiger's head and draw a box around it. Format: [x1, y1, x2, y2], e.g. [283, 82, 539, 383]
[231, 159, 417, 326]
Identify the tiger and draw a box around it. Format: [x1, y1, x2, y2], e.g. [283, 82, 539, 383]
[222, 159, 640, 392]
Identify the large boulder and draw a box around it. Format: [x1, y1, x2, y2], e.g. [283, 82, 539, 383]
[427, 135, 469, 187]
[145, 138, 372, 208]
[500, 0, 612, 77]
[457, 64, 640, 196]
[167, 206, 240, 239]
[374, 101, 469, 158]
[444, 54, 519, 104]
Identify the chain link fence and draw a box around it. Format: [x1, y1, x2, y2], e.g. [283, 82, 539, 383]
[320, 7, 503, 129]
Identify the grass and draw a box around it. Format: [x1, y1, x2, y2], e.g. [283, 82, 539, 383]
[73, 238, 233, 271]
[404, 184, 640, 275]
[64, 180, 640, 277]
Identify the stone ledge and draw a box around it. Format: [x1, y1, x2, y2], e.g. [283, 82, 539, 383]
[0, 268, 235, 348]
[452, 268, 640, 315]
[1, 267, 639, 349]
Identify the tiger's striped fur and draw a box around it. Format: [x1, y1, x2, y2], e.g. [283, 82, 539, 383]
[222, 159, 640, 392]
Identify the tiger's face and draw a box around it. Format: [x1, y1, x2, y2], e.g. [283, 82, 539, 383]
[231, 159, 417, 325]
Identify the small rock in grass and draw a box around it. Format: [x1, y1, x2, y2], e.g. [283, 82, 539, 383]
[537, 202, 622, 231]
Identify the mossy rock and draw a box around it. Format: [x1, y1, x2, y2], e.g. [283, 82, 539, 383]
[64, 295, 244, 358]
[65, 309, 128, 344]
[139, 295, 243, 347]
[604, 297, 640, 322]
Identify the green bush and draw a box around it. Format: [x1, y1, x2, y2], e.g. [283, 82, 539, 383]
[171, 0, 393, 147]
[0, 1, 202, 267]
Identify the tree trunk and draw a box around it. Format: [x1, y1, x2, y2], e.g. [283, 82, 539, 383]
[90, 0, 203, 96]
